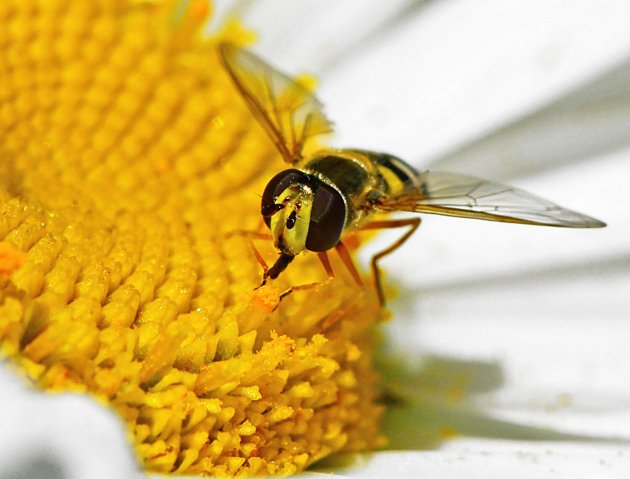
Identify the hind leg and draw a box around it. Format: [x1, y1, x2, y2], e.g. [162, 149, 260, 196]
[359, 218, 421, 306]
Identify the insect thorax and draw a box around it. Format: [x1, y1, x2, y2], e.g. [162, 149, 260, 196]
[303, 149, 420, 228]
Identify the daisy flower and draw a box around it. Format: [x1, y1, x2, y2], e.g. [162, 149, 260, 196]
[1, 0, 629, 477]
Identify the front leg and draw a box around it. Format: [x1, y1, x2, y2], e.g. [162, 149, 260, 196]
[277, 252, 335, 303]
[225, 229, 273, 282]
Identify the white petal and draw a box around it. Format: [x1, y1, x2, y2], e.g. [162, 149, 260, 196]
[0, 366, 139, 479]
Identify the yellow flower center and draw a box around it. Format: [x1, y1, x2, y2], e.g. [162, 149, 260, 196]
[0, 0, 385, 476]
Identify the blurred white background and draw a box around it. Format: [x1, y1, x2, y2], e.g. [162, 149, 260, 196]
[2, 0, 629, 477]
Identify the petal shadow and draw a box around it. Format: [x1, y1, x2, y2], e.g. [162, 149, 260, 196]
[427, 57, 630, 182]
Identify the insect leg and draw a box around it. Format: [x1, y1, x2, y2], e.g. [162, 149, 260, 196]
[322, 293, 363, 332]
[359, 218, 422, 306]
[278, 252, 335, 301]
[225, 229, 273, 282]
[334, 241, 364, 287]
[317, 251, 334, 279]
[248, 237, 270, 276]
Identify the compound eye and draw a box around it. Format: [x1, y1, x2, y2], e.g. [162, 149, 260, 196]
[261, 169, 307, 226]
[305, 182, 346, 252]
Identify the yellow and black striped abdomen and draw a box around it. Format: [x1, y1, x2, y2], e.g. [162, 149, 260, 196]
[359, 150, 422, 197]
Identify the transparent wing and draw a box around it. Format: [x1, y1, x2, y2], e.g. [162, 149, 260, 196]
[377, 171, 606, 228]
[219, 42, 334, 164]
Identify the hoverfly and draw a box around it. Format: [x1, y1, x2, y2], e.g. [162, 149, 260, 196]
[218, 42, 605, 306]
